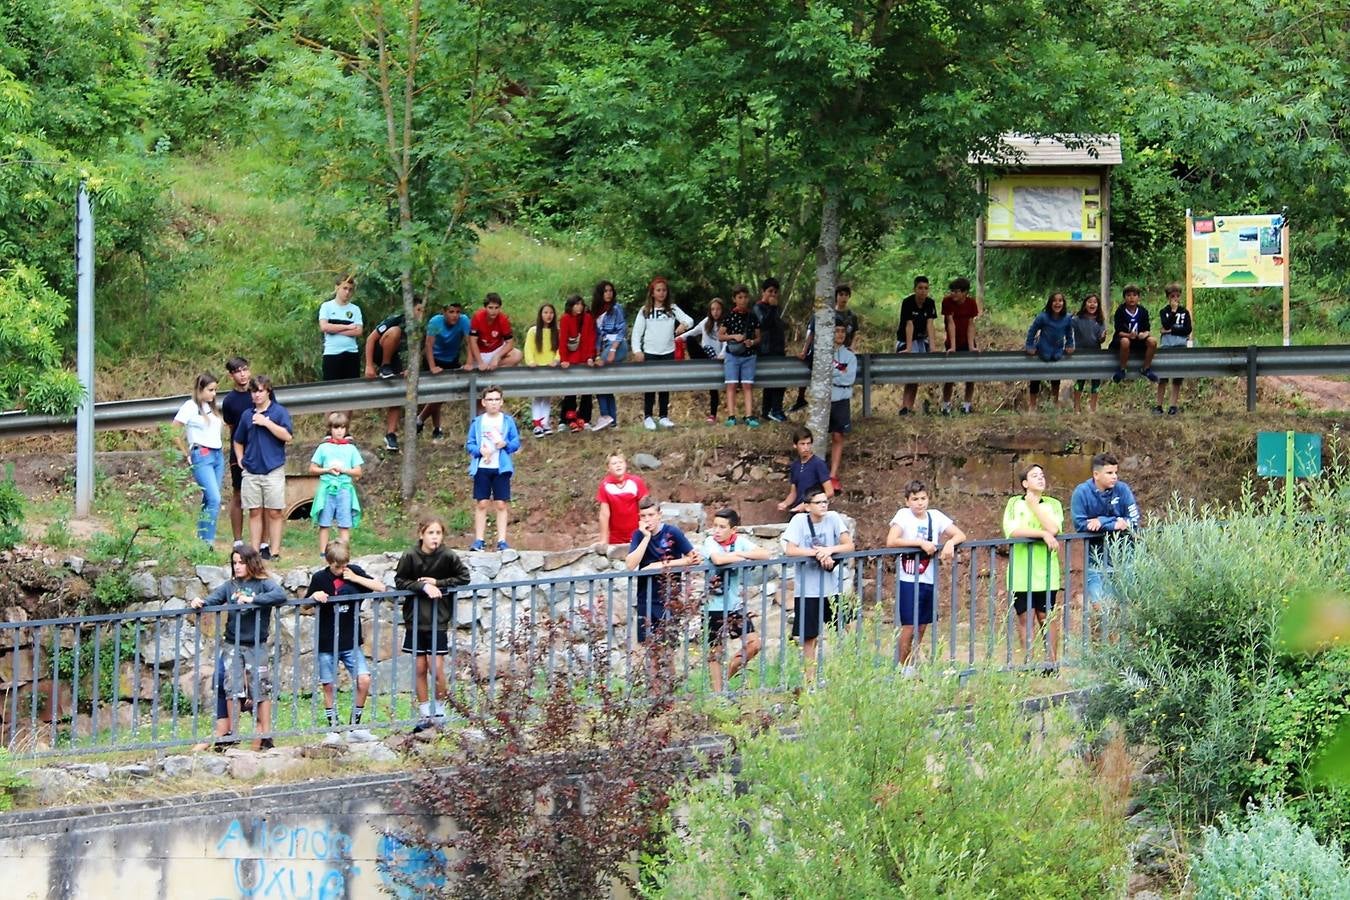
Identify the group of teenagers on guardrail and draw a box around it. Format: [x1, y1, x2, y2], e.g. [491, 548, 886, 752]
[172, 439, 1137, 745]
[315, 271, 1196, 440]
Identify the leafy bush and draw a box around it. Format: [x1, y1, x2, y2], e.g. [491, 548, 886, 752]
[90, 570, 137, 611]
[1191, 803, 1350, 899]
[1085, 480, 1350, 840]
[0, 464, 22, 551]
[385, 590, 710, 898]
[654, 629, 1128, 897]
[0, 749, 27, 811]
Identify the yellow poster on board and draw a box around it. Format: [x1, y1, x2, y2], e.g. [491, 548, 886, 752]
[985, 174, 1102, 242]
[1188, 214, 1287, 288]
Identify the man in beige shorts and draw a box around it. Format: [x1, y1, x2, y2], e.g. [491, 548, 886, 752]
[232, 375, 294, 560]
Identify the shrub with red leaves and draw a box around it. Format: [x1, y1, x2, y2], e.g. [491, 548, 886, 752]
[384, 568, 716, 898]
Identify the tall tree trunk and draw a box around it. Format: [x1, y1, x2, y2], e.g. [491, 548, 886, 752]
[806, 185, 840, 441]
[376, 0, 423, 502]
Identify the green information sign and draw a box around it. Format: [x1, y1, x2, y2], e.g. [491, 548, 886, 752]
[1256, 431, 1323, 478]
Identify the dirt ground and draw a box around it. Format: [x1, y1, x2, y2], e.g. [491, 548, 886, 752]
[4, 375, 1346, 555]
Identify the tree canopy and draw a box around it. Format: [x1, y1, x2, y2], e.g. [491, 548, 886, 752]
[0, 0, 1347, 414]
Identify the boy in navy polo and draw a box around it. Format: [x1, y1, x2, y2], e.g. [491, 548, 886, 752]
[625, 497, 700, 645]
[232, 375, 293, 560]
[777, 427, 833, 514]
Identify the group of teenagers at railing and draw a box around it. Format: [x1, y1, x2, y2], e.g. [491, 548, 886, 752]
[5, 454, 1139, 756]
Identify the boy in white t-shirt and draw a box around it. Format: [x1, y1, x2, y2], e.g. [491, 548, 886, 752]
[885, 480, 966, 673]
[701, 508, 770, 691]
[465, 385, 521, 551]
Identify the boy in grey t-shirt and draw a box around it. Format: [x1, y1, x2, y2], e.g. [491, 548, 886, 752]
[783, 488, 854, 681]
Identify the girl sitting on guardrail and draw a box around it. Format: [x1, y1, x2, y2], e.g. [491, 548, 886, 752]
[524, 302, 560, 436]
[631, 276, 693, 430]
[1024, 291, 1076, 410]
[591, 280, 625, 432]
[1071, 293, 1106, 413]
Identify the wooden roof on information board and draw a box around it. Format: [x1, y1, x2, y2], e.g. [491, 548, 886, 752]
[968, 134, 1122, 168]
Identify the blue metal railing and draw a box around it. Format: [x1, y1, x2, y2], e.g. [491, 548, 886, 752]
[2, 535, 1112, 757]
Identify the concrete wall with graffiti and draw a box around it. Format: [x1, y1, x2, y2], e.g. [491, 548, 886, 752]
[0, 771, 447, 899]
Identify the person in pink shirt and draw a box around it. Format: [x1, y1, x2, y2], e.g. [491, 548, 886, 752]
[596, 452, 649, 546]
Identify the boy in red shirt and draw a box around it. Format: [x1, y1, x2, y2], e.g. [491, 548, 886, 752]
[596, 452, 649, 546]
[466, 293, 523, 371]
[940, 277, 980, 414]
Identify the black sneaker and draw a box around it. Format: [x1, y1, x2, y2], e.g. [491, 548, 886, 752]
[259, 543, 272, 561]
[1167, 406, 1179, 416]
[432, 428, 444, 441]
[898, 407, 912, 417]
[385, 432, 399, 452]
[1152, 405, 1164, 415]
[415, 419, 424, 436]
[1112, 368, 1127, 383]
[378, 364, 397, 379]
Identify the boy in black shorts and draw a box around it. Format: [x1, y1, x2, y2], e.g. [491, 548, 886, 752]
[701, 508, 770, 691]
[363, 297, 425, 451]
[783, 488, 855, 682]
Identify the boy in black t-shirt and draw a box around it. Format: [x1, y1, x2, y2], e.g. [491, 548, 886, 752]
[896, 275, 938, 415]
[1155, 282, 1192, 414]
[1109, 285, 1159, 384]
[305, 541, 386, 733]
[220, 356, 255, 545]
[363, 298, 425, 451]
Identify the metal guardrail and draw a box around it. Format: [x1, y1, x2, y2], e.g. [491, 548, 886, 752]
[0, 344, 1344, 438]
[3, 537, 1109, 757]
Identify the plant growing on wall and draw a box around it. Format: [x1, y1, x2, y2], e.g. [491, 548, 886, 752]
[382, 577, 713, 898]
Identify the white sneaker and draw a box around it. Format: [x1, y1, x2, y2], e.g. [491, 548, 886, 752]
[346, 728, 376, 743]
[643, 416, 657, 431]
[658, 417, 676, 428]
[591, 415, 614, 432]
[901, 665, 917, 679]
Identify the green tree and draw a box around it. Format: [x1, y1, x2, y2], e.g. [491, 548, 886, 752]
[1099, 0, 1350, 283]
[253, 0, 543, 498]
[0, 0, 167, 413]
[538, 0, 1112, 429]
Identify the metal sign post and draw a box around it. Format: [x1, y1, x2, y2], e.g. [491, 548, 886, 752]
[1256, 430, 1322, 519]
[75, 184, 95, 517]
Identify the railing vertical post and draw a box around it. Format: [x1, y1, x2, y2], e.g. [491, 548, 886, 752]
[1246, 345, 1258, 411]
[860, 353, 872, 417]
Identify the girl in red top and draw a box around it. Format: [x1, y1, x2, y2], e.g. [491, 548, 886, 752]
[558, 293, 599, 432]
